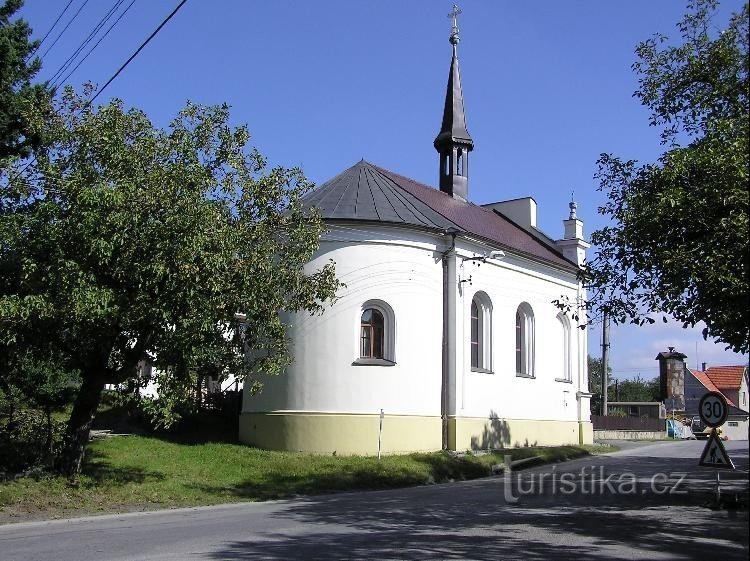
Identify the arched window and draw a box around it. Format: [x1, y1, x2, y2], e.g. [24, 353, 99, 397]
[557, 313, 572, 382]
[515, 303, 534, 377]
[356, 300, 396, 365]
[471, 292, 492, 372]
[361, 308, 384, 358]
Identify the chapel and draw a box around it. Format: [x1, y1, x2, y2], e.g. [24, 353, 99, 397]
[239, 9, 593, 454]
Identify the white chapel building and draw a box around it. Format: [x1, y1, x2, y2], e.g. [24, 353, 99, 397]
[240, 16, 593, 454]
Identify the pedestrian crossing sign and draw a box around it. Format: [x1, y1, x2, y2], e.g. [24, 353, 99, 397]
[698, 431, 735, 470]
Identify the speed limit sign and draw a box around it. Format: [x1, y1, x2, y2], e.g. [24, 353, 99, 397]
[698, 391, 728, 428]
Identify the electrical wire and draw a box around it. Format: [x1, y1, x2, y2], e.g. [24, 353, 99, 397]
[40, 0, 90, 61]
[56, 0, 138, 89]
[48, 0, 127, 88]
[53, 0, 139, 89]
[90, 0, 189, 104]
[30, 0, 75, 55]
[3, 0, 188, 189]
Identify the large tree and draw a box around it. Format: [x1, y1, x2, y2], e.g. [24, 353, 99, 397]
[0, 0, 51, 161]
[584, 0, 748, 353]
[0, 87, 341, 477]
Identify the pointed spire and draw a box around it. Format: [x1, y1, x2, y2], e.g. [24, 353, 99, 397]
[434, 5, 473, 151]
[434, 5, 473, 201]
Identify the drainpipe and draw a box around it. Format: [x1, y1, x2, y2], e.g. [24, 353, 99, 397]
[441, 229, 458, 450]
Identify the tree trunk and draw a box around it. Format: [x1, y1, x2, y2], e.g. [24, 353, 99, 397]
[44, 404, 54, 460]
[196, 372, 203, 410]
[59, 374, 105, 479]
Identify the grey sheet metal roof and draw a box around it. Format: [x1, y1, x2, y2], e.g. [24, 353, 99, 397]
[303, 160, 457, 230]
[304, 160, 577, 271]
[434, 48, 473, 150]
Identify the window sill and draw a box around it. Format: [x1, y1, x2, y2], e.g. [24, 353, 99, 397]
[471, 367, 493, 374]
[352, 358, 396, 367]
[515, 372, 535, 379]
[555, 378, 573, 384]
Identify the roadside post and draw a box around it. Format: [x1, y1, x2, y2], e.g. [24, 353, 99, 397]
[697, 392, 735, 470]
[377, 408, 384, 460]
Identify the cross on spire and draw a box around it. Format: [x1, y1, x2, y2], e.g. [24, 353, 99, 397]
[448, 4, 462, 45]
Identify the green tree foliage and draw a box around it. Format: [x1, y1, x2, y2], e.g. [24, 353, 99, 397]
[612, 375, 660, 403]
[0, 87, 342, 476]
[588, 356, 660, 414]
[584, 0, 749, 354]
[1, 351, 80, 463]
[0, 0, 51, 161]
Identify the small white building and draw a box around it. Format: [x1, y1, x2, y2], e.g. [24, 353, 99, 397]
[240, 17, 592, 454]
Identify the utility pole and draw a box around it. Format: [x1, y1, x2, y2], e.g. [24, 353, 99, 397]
[601, 310, 610, 416]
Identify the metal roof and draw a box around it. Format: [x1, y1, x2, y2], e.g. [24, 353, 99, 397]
[303, 160, 458, 230]
[304, 160, 578, 272]
[434, 48, 474, 150]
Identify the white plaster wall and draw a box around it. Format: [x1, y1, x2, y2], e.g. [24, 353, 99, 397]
[244, 225, 445, 416]
[738, 374, 749, 412]
[452, 239, 583, 423]
[244, 223, 589, 426]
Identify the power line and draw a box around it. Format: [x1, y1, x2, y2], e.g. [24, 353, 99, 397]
[57, 0, 138, 89]
[90, 0, 189, 104]
[4, 0, 188, 190]
[40, 0, 91, 61]
[48, 0, 127, 87]
[31, 0, 75, 55]
[52, 0, 139, 89]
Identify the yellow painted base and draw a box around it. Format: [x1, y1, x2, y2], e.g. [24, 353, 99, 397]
[448, 417, 594, 450]
[579, 419, 594, 445]
[240, 412, 594, 454]
[239, 412, 442, 455]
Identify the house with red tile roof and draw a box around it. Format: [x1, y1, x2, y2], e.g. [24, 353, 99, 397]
[702, 365, 748, 410]
[686, 364, 748, 440]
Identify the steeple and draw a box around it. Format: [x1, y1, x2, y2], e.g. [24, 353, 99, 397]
[434, 4, 474, 201]
[556, 194, 590, 267]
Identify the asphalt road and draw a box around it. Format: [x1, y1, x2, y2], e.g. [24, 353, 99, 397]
[0, 439, 747, 561]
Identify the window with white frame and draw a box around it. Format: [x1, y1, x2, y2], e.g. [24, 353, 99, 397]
[515, 302, 534, 377]
[356, 299, 396, 364]
[557, 312, 572, 382]
[470, 291, 492, 372]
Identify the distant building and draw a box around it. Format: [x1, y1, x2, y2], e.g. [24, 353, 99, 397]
[687, 364, 749, 441]
[658, 350, 749, 440]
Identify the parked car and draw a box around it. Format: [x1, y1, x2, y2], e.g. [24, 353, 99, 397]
[690, 417, 710, 439]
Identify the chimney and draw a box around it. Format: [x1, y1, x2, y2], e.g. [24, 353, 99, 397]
[701, 362, 707, 371]
[656, 348, 687, 409]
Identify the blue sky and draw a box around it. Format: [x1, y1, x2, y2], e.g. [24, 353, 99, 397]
[18, 0, 748, 380]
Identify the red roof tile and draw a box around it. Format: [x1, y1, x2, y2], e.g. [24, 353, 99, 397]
[703, 365, 746, 391]
[691, 370, 735, 406]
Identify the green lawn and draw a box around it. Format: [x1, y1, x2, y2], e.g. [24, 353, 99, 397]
[0, 436, 611, 522]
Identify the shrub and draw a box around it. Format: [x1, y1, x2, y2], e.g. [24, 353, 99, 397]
[0, 408, 65, 478]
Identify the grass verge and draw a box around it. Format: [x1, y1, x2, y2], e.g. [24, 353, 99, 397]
[0, 437, 612, 523]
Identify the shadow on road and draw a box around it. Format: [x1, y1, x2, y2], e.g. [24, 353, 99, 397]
[205, 444, 749, 560]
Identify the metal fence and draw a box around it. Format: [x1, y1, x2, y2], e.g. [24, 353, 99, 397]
[591, 415, 666, 431]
